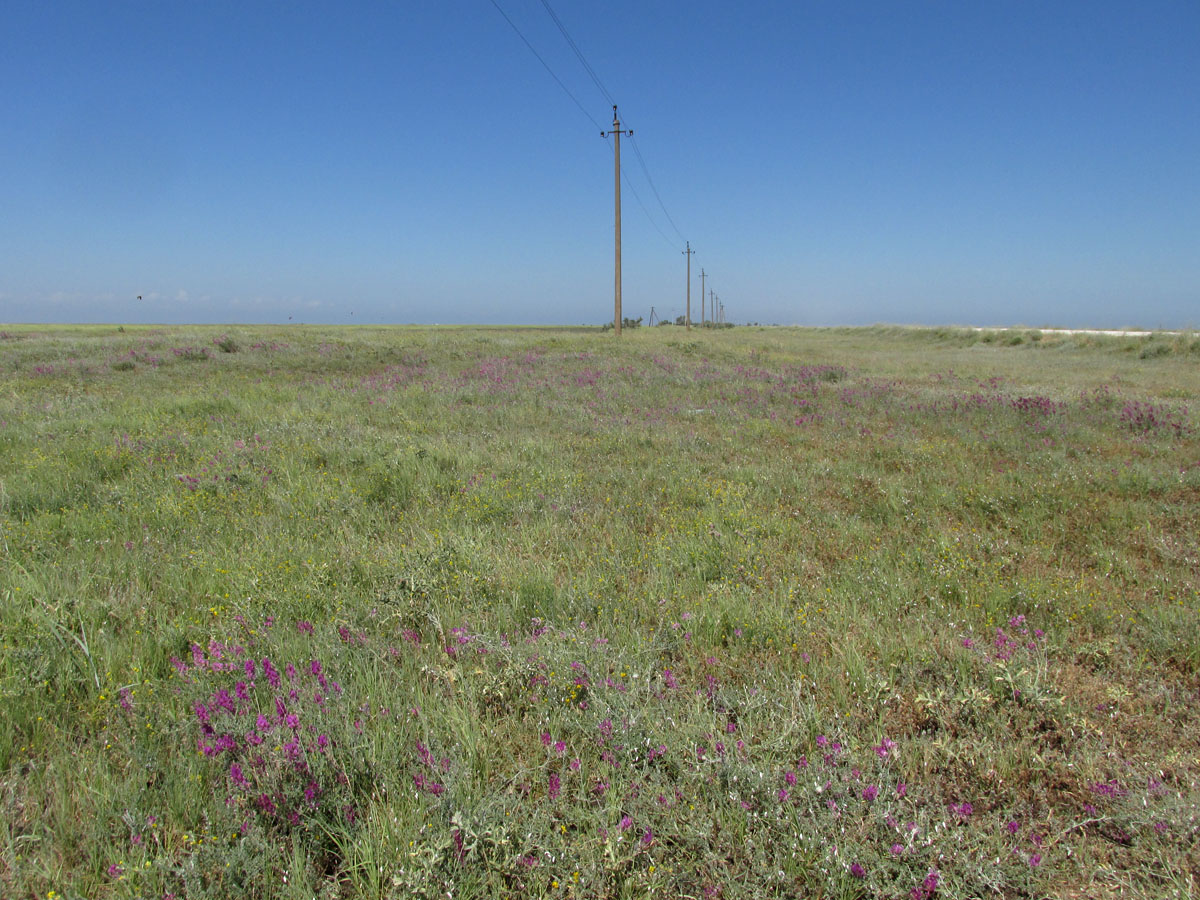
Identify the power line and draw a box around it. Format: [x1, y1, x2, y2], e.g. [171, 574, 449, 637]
[534, 0, 686, 250]
[487, 0, 605, 132]
[622, 167, 678, 250]
[488, 1, 691, 253]
[628, 133, 686, 245]
[537, 0, 615, 108]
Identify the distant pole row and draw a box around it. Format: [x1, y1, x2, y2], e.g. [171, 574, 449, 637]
[486, 7, 716, 332]
[604, 105, 727, 333]
[693, 268, 725, 327]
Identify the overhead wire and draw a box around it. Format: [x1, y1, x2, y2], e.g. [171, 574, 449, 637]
[628, 134, 687, 245]
[488, 1, 700, 268]
[537, 0, 616, 108]
[620, 169, 680, 250]
[529, 0, 689, 251]
[486, 0, 605, 133]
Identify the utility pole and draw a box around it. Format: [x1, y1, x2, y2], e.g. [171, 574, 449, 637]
[710, 289, 715, 324]
[700, 268, 706, 326]
[682, 241, 694, 330]
[601, 106, 633, 335]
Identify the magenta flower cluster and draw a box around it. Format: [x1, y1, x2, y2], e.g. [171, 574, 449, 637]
[177, 634, 359, 834]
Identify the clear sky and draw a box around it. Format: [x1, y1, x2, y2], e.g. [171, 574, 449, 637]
[2, 1, 1197, 328]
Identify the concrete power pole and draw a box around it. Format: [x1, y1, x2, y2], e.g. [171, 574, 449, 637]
[710, 289, 715, 324]
[601, 106, 633, 335]
[700, 268, 706, 326]
[683, 241, 694, 330]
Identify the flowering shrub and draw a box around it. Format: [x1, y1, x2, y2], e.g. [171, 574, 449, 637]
[1119, 400, 1190, 435]
[174, 635, 369, 850]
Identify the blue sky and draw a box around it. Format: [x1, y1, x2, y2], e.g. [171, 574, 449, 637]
[2, 1, 1197, 327]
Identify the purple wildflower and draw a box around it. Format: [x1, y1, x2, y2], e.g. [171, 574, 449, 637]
[911, 870, 939, 900]
[1090, 780, 1126, 799]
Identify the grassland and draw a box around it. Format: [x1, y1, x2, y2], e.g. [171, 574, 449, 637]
[1, 323, 1198, 899]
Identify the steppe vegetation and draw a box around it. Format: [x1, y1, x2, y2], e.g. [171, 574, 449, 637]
[1, 323, 1197, 899]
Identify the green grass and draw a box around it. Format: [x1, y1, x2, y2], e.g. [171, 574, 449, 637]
[1, 323, 1198, 898]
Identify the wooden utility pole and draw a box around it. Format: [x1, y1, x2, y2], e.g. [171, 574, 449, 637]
[683, 241, 694, 330]
[700, 268, 706, 325]
[601, 106, 633, 335]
